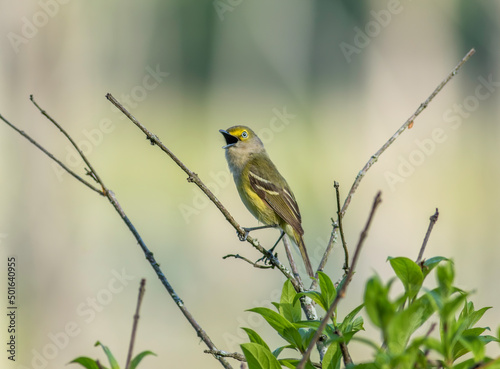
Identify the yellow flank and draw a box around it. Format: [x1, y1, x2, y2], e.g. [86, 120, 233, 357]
[238, 174, 279, 226]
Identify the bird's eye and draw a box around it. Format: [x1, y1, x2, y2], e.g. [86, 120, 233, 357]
[241, 131, 248, 139]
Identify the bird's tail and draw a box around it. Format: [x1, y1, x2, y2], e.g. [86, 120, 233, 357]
[294, 232, 314, 278]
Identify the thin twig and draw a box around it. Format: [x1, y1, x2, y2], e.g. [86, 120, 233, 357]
[297, 192, 382, 369]
[0, 100, 234, 369]
[283, 235, 303, 285]
[416, 208, 439, 265]
[104, 191, 233, 369]
[334, 182, 349, 272]
[282, 235, 320, 321]
[125, 279, 146, 369]
[222, 254, 273, 269]
[341, 48, 475, 216]
[334, 328, 353, 366]
[204, 350, 246, 362]
[0, 112, 103, 196]
[310, 221, 337, 291]
[105, 93, 301, 291]
[30, 95, 107, 190]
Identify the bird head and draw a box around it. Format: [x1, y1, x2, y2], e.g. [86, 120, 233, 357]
[219, 126, 264, 151]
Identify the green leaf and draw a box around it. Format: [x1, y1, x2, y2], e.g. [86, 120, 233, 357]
[242, 327, 271, 352]
[68, 357, 101, 369]
[247, 308, 302, 348]
[459, 303, 492, 330]
[421, 337, 444, 356]
[364, 276, 395, 332]
[388, 257, 423, 300]
[436, 261, 455, 297]
[422, 256, 448, 279]
[279, 279, 302, 323]
[318, 271, 337, 309]
[441, 293, 468, 322]
[452, 358, 476, 369]
[272, 345, 291, 358]
[129, 351, 156, 369]
[481, 356, 500, 369]
[386, 294, 435, 354]
[241, 342, 282, 369]
[94, 341, 119, 369]
[351, 364, 379, 369]
[322, 342, 342, 369]
[452, 328, 486, 360]
[278, 359, 316, 369]
[339, 304, 364, 333]
[459, 335, 485, 362]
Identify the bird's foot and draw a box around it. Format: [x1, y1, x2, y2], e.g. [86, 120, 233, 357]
[256, 247, 278, 266]
[238, 228, 250, 242]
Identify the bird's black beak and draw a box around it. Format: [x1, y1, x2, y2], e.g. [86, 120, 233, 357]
[219, 129, 238, 149]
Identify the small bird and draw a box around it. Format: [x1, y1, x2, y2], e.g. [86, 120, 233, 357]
[220, 125, 314, 278]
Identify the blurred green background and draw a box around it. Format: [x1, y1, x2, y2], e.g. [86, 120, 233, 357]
[1, 1, 499, 368]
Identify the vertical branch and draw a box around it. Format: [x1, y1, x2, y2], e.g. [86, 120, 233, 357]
[282, 235, 303, 286]
[125, 279, 146, 369]
[334, 181, 349, 272]
[416, 208, 439, 265]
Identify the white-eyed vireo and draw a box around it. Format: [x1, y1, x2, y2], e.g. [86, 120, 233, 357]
[220, 125, 314, 278]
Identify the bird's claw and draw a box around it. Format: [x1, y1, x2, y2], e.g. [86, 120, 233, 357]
[256, 249, 277, 266]
[238, 228, 250, 241]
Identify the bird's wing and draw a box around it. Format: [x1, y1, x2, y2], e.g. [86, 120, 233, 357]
[247, 159, 303, 235]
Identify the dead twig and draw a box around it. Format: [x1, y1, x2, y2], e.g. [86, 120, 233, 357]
[125, 279, 146, 369]
[335, 181, 349, 273]
[222, 254, 273, 269]
[204, 350, 246, 362]
[416, 208, 439, 265]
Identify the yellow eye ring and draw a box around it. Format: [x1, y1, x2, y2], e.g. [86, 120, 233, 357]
[241, 131, 248, 139]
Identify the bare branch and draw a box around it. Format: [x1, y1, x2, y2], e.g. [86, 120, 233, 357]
[334, 181, 349, 272]
[309, 181, 347, 291]
[416, 208, 439, 265]
[222, 254, 273, 269]
[341, 48, 475, 216]
[125, 279, 146, 369]
[0, 111, 103, 196]
[283, 235, 304, 285]
[30, 95, 107, 190]
[204, 350, 246, 362]
[297, 192, 382, 369]
[334, 328, 353, 366]
[310, 221, 337, 292]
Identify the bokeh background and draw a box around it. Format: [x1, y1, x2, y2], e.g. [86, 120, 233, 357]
[1, 1, 500, 368]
